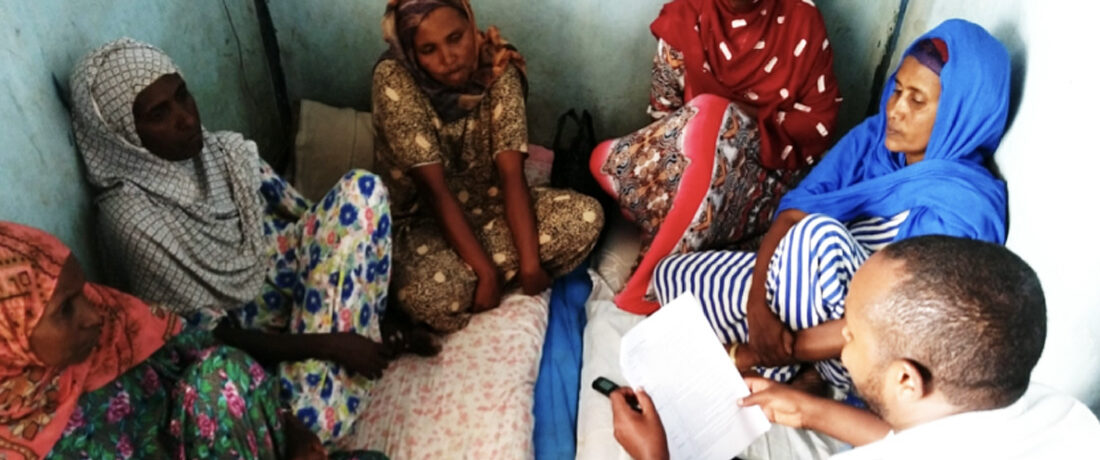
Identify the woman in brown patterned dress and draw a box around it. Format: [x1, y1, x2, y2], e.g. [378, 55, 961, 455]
[372, 0, 603, 333]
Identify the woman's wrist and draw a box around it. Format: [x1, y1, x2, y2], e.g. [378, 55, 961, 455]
[474, 263, 500, 282]
[463, 251, 495, 278]
[518, 255, 543, 273]
[318, 333, 346, 363]
[746, 295, 772, 318]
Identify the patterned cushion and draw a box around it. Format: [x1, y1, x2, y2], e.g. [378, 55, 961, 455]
[340, 292, 549, 459]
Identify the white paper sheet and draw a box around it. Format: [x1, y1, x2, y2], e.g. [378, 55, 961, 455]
[620, 293, 772, 460]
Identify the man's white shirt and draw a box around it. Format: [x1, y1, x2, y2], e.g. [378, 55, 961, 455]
[831, 384, 1100, 460]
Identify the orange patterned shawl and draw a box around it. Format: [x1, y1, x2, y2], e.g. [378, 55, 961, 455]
[0, 222, 180, 460]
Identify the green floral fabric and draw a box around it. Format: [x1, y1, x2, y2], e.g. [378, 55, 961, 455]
[47, 330, 284, 459]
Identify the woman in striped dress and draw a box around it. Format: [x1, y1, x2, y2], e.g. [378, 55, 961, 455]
[653, 20, 1011, 393]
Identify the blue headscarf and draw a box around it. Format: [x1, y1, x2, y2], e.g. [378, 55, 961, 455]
[776, 19, 1009, 244]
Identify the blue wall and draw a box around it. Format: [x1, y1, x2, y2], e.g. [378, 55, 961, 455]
[0, 0, 281, 277]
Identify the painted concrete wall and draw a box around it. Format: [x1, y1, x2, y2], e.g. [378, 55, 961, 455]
[886, 0, 1100, 412]
[11, 0, 1093, 414]
[271, 0, 666, 145]
[271, 0, 900, 145]
[0, 0, 281, 278]
[817, 0, 904, 132]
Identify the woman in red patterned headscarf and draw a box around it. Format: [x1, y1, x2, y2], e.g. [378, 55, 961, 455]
[0, 221, 331, 459]
[590, 0, 841, 314]
[649, 0, 840, 169]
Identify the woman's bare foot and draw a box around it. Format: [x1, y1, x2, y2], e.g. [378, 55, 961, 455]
[381, 308, 441, 358]
[283, 411, 327, 460]
[789, 367, 831, 398]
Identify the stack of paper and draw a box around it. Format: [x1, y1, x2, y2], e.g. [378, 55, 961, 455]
[620, 293, 771, 460]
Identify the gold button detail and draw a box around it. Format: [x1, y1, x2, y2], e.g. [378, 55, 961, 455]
[416, 245, 429, 255]
[434, 271, 446, 283]
[539, 234, 552, 244]
[457, 190, 470, 203]
[450, 301, 461, 312]
[505, 269, 517, 280]
[583, 211, 597, 223]
[472, 208, 483, 215]
[487, 186, 499, 197]
[493, 253, 507, 264]
[391, 168, 404, 180]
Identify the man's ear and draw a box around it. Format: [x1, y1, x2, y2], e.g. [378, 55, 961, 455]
[888, 358, 930, 403]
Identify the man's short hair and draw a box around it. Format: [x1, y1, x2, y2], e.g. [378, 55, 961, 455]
[869, 235, 1046, 410]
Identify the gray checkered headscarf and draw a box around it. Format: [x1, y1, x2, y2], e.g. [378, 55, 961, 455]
[70, 38, 266, 313]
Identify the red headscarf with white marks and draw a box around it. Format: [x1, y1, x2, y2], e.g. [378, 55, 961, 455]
[652, 0, 841, 170]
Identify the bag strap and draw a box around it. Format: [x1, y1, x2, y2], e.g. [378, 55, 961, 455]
[552, 108, 580, 153]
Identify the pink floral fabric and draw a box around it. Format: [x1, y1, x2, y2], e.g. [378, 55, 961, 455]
[340, 292, 550, 458]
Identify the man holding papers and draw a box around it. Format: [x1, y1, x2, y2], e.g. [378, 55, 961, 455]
[612, 236, 1100, 459]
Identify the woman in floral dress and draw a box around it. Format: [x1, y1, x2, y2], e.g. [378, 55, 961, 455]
[0, 221, 340, 459]
[69, 38, 426, 449]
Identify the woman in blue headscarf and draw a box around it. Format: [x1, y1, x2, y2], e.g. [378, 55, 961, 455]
[651, 19, 1010, 393]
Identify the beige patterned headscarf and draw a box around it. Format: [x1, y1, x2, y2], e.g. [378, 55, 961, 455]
[379, 0, 527, 122]
[70, 37, 266, 313]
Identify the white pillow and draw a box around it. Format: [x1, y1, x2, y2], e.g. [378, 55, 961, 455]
[593, 218, 642, 294]
[293, 99, 376, 202]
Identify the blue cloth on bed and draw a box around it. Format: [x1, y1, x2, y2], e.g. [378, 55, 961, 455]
[533, 265, 591, 460]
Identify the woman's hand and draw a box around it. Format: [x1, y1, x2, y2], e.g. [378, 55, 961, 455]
[746, 299, 795, 367]
[744, 209, 806, 366]
[324, 333, 392, 380]
[471, 268, 503, 313]
[518, 262, 552, 295]
[611, 388, 670, 460]
[739, 377, 814, 429]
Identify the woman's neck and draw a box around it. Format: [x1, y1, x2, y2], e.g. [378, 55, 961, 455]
[905, 152, 926, 165]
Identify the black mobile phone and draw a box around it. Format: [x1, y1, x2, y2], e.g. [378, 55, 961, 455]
[592, 376, 642, 412]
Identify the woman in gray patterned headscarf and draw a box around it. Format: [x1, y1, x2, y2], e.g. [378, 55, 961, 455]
[70, 37, 428, 449]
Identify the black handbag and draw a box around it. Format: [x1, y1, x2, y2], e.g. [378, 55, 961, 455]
[550, 109, 616, 240]
[550, 109, 601, 198]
